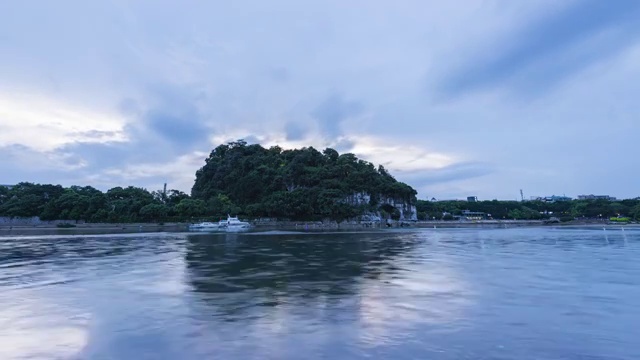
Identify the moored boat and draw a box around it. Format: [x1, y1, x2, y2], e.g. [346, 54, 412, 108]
[188, 221, 223, 231]
[225, 215, 252, 231]
[189, 215, 251, 232]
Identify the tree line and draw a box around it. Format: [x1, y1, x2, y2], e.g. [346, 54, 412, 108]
[2, 139, 637, 223]
[0, 140, 418, 223]
[0, 183, 205, 223]
[416, 199, 640, 221]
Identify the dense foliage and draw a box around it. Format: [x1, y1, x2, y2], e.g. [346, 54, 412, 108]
[0, 183, 199, 223]
[416, 199, 640, 221]
[191, 140, 417, 220]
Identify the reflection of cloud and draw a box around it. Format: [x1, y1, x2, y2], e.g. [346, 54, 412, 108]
[357, 264, 472, 346]
[129, 244, 190, 296]
[0, 290, 90, 359]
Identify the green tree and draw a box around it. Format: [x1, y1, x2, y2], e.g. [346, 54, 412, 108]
[175, 199, 207, 218]
[0, 182, 65, 218]
[139, 204, 169, 222]
[106, 186, 156, 222]
[0, 186, 9, 207]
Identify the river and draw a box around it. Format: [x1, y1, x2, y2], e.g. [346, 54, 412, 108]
[1, 227, 639, 359]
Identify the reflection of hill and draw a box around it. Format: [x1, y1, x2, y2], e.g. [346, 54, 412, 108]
[0, 235, 176, 267]
[185, 232, 418, 314]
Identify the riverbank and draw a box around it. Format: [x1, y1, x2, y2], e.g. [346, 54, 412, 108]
[0, 223, 188, 237]
[2, 219, 636, 237]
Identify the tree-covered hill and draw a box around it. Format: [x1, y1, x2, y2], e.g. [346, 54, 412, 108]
[191, 140, 418, 220]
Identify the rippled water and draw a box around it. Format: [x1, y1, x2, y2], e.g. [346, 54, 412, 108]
[1, 227, 639, 359]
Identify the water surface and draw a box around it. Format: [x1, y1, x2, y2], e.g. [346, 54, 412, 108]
[1, 227, 639, 359]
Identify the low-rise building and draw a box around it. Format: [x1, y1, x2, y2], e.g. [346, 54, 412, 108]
[534, 195, 572, 202]
[577, 194, 617, 201]
[456, 210, 486, 221]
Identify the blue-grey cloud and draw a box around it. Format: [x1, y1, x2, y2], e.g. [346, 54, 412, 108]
[0, 145, 87, 185]
[52, 82, 215, 174]
[438, 0, 640, 98]
[399, 162, 494, 188]
[311, 94, 364, 139]
[2, 1, 640, 200]
[269, 67, 290, 82]
[331, 138, 356, 153]
[242, 135, 261, 145]
[284, 121, 308, 141]
[145, 110, 208, 148]
[137, 84, 213, 151]
[57, 140, 150, 170]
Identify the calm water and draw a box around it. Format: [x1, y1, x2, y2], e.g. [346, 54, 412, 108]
[1, 227, 639, 359]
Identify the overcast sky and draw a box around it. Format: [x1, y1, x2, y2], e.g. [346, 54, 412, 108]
[1, 0, 639, 200]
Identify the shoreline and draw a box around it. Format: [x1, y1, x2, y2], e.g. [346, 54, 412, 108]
[1, 220, 636, 237]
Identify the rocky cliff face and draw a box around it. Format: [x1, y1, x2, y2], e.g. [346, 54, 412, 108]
[379, 195, 418, 221]
[344, 192, 417, 221]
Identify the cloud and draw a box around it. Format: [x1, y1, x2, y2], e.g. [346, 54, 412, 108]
[136, 84, 214, 151]
[0, 144, 87, 173]
[311, 94, 364, 139]
[437, 0, 640, 98]
[0, 91, 126, 151]
[269, 67, 290, 82]
[1, 1, 640, 199]
[350, 137, 457, 172]
[284, 121, 308, 141]
[400, 162, 494, 187]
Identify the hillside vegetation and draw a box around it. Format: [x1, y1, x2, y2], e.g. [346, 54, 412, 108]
[191, 140, 417, 220]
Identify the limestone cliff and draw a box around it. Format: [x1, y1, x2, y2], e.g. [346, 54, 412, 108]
[344, 192, 417, 221]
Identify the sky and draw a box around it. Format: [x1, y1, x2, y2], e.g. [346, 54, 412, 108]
[1, 0, 639, 200]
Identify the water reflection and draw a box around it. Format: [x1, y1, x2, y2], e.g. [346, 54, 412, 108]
[183, 231, 474, 353]
[185, 232, 420, 312]
[0, 288, 91, 359]
[1, 228, 640, 359]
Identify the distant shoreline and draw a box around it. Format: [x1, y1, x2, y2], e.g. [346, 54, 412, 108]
[1, 219, 636, 237]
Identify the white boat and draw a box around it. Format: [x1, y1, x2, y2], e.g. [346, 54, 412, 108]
[224, 215, 252, 231]
[188, 221, 221, 230]
[188, 215, 251, 232]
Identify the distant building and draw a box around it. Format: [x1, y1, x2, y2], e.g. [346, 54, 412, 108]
[456, 210, 486, 221]
[535, 195, 572, 202]
[577, 194, 617, 201]
[467, 196, 478, 202]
